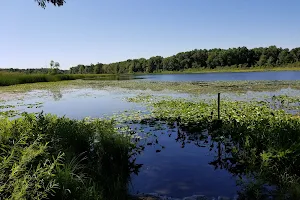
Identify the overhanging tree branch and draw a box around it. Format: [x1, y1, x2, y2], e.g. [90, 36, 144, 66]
[35, 0, 66, 8]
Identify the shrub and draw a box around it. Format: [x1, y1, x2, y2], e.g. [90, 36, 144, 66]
[0, 113, 139, 200]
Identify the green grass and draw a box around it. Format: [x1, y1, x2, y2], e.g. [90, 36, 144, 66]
[0, 113, 142, 200]
[0, 72, 74, 86]
[0, 72, 119, 86]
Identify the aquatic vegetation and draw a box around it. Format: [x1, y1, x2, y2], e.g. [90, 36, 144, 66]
[0, 102, 45, 118]
[124, 95, 300, 199]
[0, 113, 142, 200]
[85, 80, 300, 94]
[1, 80, 300, 95]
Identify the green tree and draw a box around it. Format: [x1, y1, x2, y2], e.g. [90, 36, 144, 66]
[253, 47, 264, 63]
[79, 65, 85, 74]
[277, 49, 294, 65]
[291, 48, 300, 62]
[191, 49, 208, 68]
[94, 64, 102, 74]
[206, 51, 220, 69]
[267, 56, 275, 66]
[147, 57, 155, 73]
[128, 65, 133, 73]
[70, 67, 78, 74]
[257, 54, 267, 66]
[151, 56, 163, 71]
[49, 60, 60, 74]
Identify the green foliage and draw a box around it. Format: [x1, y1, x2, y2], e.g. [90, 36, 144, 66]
[0, 73, 74, 86]
[69, 46, 300, 74]
[0, 72, 123, 86]
[49, 60, 60, 75]
[93, 63, 102, 74]
[0, 113, 140, 200]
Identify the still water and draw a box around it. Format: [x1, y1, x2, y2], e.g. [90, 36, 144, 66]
[136, 71, 300, 81]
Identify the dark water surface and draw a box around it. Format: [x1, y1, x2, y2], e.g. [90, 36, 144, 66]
[129, 124, 239, 198]
[136, 71, 300, 81]
[1, 85, 300, 198]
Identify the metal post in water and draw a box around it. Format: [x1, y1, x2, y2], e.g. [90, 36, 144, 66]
[218, 93, 220, 119]
[217, 92, 221, 165]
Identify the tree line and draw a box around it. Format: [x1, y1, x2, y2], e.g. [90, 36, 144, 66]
[0, 60, 66, 74]
[69, 46, 300, 74]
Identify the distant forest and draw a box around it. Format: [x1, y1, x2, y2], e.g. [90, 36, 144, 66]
[1, 46, 300, 74]
[70, 46, 300, 74]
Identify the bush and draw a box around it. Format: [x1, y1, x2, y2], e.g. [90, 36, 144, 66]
[0, 113, 139, 200]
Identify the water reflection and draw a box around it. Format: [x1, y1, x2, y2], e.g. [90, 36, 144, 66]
[129, 119, 239, 198]
[48, 89, 63, 101]
[129, 115, 296, 199]
[136, 71, 300, 82]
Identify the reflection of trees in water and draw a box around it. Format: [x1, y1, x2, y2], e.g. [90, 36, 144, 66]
[131, 118, 293, 200]
[174, 123, 247, 176]
[48, 89, 63, 101]
[174, 123, 279, 199]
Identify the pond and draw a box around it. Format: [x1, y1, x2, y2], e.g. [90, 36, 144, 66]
[136, 71, 300, 81]
[0, 80, 300, 199]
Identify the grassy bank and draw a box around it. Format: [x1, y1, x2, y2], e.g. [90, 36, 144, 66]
[127, 95, 300, 199]
[0, 113, 141, 200]
[0, 72, 118, 86]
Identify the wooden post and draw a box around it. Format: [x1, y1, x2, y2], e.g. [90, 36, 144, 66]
[218, 93, 220, 119]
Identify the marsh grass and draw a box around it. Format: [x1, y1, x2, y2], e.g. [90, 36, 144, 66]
[0, 72, 119, 86]
[0, 72, 75, 86]
[0, 113, 142, 200]
[126, 95, 300, 199]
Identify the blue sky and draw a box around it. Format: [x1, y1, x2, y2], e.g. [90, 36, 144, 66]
[1, 0, 300, 69]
